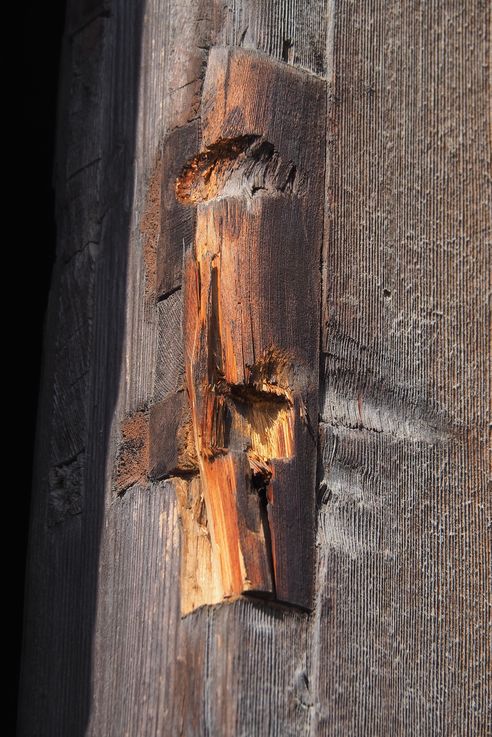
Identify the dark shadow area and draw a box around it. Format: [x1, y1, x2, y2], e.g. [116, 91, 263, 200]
[19, 1, 145, 734]
[18, 0, 66, 716]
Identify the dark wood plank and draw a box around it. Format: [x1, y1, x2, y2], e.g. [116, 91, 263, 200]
[156, 122, 199, 300]
[149, 391, 197, 480]
[316, 3, 491, 735]
[93, 3, 331, 724]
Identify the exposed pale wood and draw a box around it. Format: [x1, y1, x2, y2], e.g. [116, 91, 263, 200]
[172, 47, 326, 611]
[19, 1, 490, 737]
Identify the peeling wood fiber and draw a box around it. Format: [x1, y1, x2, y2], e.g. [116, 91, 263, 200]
[157, 47, 326, 613]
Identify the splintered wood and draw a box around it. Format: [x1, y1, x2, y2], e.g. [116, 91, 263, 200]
[151, 47, 326, 614]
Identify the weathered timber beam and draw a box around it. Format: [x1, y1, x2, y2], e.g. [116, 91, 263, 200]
[151, 47, 326, 614]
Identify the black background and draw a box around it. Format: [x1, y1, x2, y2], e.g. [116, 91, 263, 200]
[19, 0, 67, 710]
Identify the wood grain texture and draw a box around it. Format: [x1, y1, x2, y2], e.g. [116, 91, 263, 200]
[19, 2, 145, 735]
[153, 290, 185, 402]
[19, 1, 490, 736]
[149, 391, 197, 479]
[316, 3, 491, 735]
[156, 122, 199, 299]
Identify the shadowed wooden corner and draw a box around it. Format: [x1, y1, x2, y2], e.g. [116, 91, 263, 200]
[150, 47, 326, 614]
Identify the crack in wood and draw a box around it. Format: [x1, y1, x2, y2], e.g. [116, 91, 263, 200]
[151, 46, 326, 614]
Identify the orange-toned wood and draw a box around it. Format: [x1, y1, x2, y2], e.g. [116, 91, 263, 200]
[156, 48, 326, 613]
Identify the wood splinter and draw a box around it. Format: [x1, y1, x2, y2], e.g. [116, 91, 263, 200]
[150, 47, 326, 614]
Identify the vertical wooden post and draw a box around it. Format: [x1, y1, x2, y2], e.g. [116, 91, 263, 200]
[150, 47, 326, 612]
[19, 2, 490, 736]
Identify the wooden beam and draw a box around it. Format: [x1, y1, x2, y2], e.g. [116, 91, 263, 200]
[152, 47, 326, 612]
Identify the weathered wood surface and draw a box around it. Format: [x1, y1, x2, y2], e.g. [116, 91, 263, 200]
[156, 122, 199, 300]
[317, 6, 491, 735]
[19, 2, 490, 737]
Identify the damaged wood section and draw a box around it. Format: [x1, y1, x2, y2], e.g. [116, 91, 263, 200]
[151, 47, 326, 614]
